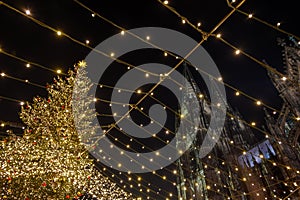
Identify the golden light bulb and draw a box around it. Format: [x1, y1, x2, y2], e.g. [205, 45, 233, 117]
[26, 63, 30, 68]
[256, 100, 262, 106]
[57, 31, 62, 36]
[1, 72, 5, 77]
[235, 91, 240, 96]
[197, 22, 201, 27]
[25, 9, 31, 15]
[163, 0, 169, 5]
[56, 69, 62, 74]
[85, 40, 90, 44]
[121, 30, 125, 35]
[216, 33, 222, 38]
[251, 122, 256, 126]
[235, 49, 241, 55]
[248, 14, 253, 18]
[182, 19, 186, 24]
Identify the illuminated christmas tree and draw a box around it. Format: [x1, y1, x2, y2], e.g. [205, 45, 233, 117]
[0, 61, 132, 200]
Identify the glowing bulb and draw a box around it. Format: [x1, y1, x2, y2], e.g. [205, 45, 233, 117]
[235, 49, 241, 55]
[256, 101, 262, 106]
[26, 63, 30, 68]
[110, 52, 115, 57]
[277, 22, 281, 27]
[57, 31, 62, 36]
[146, 36, 150, 40]
[296, 117, 300, 121]
[20, 101, 24, 106]
[235, 91, 240, 96]
[56, 69, 62, 74]
[137, 89, 142, 94]
[281, 76, 287, 81]
[217, 77, 222, 81]
[251, 122, 256, 126]
[25, 9, 31, 15]
[93, 98, 97, 102]
[197, 22, 201, 27]
[164, 52, 168, 56]
[1, 72, 5, 77]
[85, 40, 90, 44]
[91, 13, 95, 17]
[163, 0, 169, 5]
[216, 33, 222, 38]
[199, 94, 203, 98]
[121, 30, 125, 35]
[182, 19, 186, 24]
[145, 73, 149, 77]
[248, 14, 253, 18]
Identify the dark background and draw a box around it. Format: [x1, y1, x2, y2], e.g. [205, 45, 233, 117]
[0, 0, 299, 199]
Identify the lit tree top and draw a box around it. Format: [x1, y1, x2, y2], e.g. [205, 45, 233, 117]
[0, 61, 133, 200]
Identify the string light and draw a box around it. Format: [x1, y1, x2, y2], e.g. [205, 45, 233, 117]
[25, 9, 31, 15]
[2, 1, 300, 198]
[57, 30, 62, 36]
[163, 0, 169, 5]
[56, 69, 62, 74]
[26, 63, 30, 68]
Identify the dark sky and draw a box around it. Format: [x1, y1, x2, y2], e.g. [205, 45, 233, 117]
[0, 0, 299, 199]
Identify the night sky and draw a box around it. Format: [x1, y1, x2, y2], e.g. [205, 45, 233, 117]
[0, 0, 299, 199]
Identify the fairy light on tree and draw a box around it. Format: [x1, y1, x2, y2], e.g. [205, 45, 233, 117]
[0, 61, 132, 200]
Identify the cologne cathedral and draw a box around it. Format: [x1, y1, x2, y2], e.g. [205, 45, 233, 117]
[176, 39, 300, 200]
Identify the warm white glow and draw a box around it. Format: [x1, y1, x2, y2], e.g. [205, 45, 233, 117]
[281, 76, 287, 81]
[277, 22, 281, 27]
[1, 72, 5, 77]
[85, 40, 90, 44]
[121, 30, 125, 35]
[235, 49, 241, 55]
[216, 33, 221, 38]
[20, 102, 25, 106]
[217, 77, 222, 81]
[146, 36, 150, 40]
[163, 0, 169, 5]
[182, 19, 186, 24]
[110, 52, 115, 57]
[248, 14, 253, 18]
[56, 69, 62, 74]
[164, 52, 168, 56]
[137, 89, 142, 94]
[57, 31, 62, 36]
[26, 63, 30, 68]
[251, 122, 256, 126]
[256, 100, 262, 106]
[91, 13, 95, 17]
[25, 9, 31, 15]
[197, 22, 201, 27]
[235, 91, 240, 96]
[296, 117, 300, 121]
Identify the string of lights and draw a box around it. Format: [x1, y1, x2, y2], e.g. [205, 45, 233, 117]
[1, 0, 298, 198]
[1, 59, 298, 181]
[0, 71, 298, 198]
[0, 0, 289, 127]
